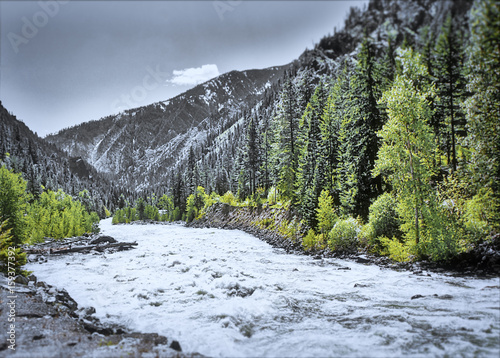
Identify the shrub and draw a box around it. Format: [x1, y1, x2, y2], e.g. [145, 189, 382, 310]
[221, 191, 237, 206]
[316, 190, 338, 235]
[302, 229, 325, 251]
[327, 217, 360, 252]
[379, 236, 412, 262]
[267, 187, 281, 206]
[368, 193, 401, 241]
[464, 188, 498, 237]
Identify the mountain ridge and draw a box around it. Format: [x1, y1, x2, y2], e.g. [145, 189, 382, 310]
[45, 65, 288, 189]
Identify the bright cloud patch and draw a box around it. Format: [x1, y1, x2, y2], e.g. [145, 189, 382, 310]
[169, 64, 219, 86]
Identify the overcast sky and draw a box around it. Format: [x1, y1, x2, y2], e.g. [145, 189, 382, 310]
[0, 0, 367, 137]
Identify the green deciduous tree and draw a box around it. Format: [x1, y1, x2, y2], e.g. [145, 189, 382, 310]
[0, 220, 27, 276]
[374, 48, 437, 248]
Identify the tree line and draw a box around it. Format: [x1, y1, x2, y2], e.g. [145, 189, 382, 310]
[164, 0, 499, 262]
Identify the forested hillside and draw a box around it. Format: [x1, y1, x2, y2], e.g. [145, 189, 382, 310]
[0, 103, 132, 215]
[46, 67, 287, 192]
[2, 0, 498, 268]
[141, 0, 498, 263]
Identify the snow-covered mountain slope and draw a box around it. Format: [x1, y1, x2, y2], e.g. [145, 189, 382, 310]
[46, 67, 287, 188]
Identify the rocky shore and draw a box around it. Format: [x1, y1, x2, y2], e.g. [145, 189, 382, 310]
[1, 234, 202, 358]
[190, 203, 500, 277]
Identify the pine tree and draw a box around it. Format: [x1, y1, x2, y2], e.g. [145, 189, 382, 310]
[319, 73, 344, 202]
[462, 0, 500, 228]
[186, 146, 196, 195]
[260, 114, 272, 192]
[337, 36, 382, 219]
[434, 13, 466, 173]
[272, 78, 300, 201]
[296, 81, 328, 226]
[246, 116, 260, 195]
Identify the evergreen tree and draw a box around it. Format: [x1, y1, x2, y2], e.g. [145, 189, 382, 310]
[297, 81, 328, 226]
[186, 146, 196, 195]
[0, 165, 28, 245]
[434, 13, 466, 173]
[462, 0, 500, 228]
[337, 36, 383, 219]
[259, 114, 272, 191]
[246, 116, 260, 195]
[272, 78, 300, 201]
[319, 72, 344, 201]
[136, 197, 146, 221]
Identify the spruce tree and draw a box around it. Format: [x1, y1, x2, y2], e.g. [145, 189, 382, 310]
[273, 78, 300, 201]
[246, 116, 260, 195]
[462, 0, 500, 228]
[434, 13, 466, 173]
[337, 37, 382, 219]
[296, 81, 328, 226]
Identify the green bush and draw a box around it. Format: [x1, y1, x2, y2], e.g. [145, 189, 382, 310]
[379, 236, 412, 262]
[267, 187, 281, 206]
[0, 220, 28, 276]
[327, 217, 360, 252]
[221, 191, 237, 206]
[302, 229, 325, 251]
[464, 188, 497, 237]
[368, 193, 401, 242]
[316, 190, 338, 236]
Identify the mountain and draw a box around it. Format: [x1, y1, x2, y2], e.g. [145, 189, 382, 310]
[0, 103, 122, 214]
[46, 67, 287, 191]
[44, 0, 474, 204]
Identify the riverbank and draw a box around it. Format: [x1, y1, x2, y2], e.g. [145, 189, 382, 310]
[0, 273, 192, 358]
[189, 203, 500, 277]
[19, 218, 500, 357]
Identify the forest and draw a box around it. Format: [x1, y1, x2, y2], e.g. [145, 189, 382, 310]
[113, 0, 499, 264]
[0, 0, 498, 275]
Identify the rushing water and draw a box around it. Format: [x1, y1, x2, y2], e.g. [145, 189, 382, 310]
[27, 218, 500, 357]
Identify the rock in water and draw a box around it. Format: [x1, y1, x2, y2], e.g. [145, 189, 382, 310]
[169, 340, 182, 352]
[90, 235, 117, 245]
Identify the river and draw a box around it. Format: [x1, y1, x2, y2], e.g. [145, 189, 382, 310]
[26, 218, 500, 357]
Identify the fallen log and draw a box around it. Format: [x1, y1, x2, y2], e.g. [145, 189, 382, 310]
[25, 242, 138, 255]
[51, 242, 138, 254]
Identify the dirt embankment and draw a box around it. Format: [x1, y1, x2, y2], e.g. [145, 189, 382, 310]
[189, 203, 500, 276]
[188, 203, 305, 254]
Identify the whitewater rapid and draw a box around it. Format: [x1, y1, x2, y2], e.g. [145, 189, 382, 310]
[26, 218, 500, 357]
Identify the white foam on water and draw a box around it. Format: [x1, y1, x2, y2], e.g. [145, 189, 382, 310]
[26, 218, 500, 357]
